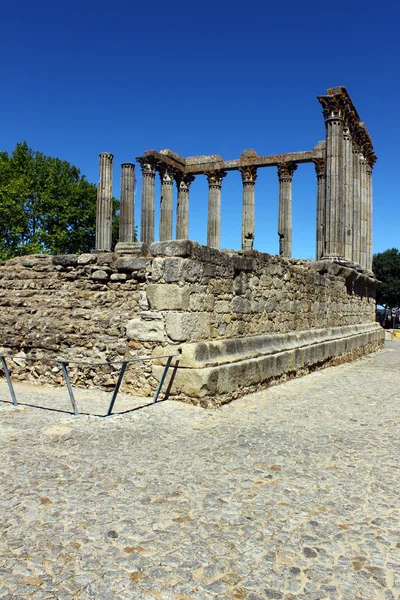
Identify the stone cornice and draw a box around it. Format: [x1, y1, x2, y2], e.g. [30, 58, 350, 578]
[318, 87, 377, 166]
[137, 141, 325, 177]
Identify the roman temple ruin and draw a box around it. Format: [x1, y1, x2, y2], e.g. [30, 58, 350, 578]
[0, 86, 384, 406]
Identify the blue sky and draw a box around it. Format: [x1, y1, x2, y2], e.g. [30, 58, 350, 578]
[2, 0, 399, 258]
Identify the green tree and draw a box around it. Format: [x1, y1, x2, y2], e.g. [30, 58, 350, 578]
[0, 142, 123, 259]
[372, 248, 400, 310]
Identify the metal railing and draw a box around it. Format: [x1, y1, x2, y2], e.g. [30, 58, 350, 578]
[0, 353, 178, 416]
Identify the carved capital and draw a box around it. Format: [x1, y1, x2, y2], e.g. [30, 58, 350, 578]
[176, 173, 195, 192]
[239, 165, 257, 185]
[206, 170, 227, 188]
[312, 157, 326, 179]
[158, 164, 175, 185]
[137, 156, 157, 178]
[317, 96, 344, 122]
[277, 162, 297, 182]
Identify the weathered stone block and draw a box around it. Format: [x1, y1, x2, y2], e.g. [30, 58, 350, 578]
[91, 270, 109, 281]
[165, 312, 211, 342]
[126, 318, 165, 342]
[151, 258, 164, 281]
[164, 258, 184, 282]
[97, 253, 115, 266]
[189, 293, 215, 312]
[115, 257, 150, 272]
[77, 253, 97, 265]
[152, 364, 217, 397]
[110, 273, 127, 282]
[52, 255, 78, 268]
[183, 260, 203, 282]
[115, 242, 149, 255]
[150, 240, 197, 258]
[146, 284, 189, 310]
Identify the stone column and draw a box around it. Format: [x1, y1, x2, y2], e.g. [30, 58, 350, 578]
[320, 98, 345, 259]
[206, 170, 227, 249]
[119, 163, 135, 243]
[159, 166, 174, 241]
[359, 153, 368, 269]
[239, 166, 257, 251]
[95, 152, 114, 251]
[352, 144, 361, 265]
[137, 158, 156, 247]
[343, 127, 354, 261]
[366, 161, 373, 272]
[277, 162, 297, 258]
[313, 158, 326, 260]
[176, 174, 194, 240]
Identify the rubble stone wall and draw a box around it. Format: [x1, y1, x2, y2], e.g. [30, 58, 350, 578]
[0, 240, 383, 403]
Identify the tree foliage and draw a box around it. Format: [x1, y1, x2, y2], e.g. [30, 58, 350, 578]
[0, 142, 120, 259]
[373, 248, 400, 309]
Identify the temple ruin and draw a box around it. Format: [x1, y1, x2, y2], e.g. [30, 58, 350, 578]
[0, 86, 384, 406]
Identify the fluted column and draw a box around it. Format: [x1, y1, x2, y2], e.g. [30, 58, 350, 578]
[95, 152, 114, 251]
[176, 174, 194, 239]
[277, 162, 297, 258]
[159, 166, 174, 241]
[313, 158, 326, 260]
[319, 98, 345, 259]
[343, 127, 354, 261]
[239, 166, 257, 251]
[207, 170, 227, 249]
[119, 163, 135, 243]
[359, 153, 368, 269]
[352, 144, 361, 264]
[366, 161, 373, 272]
[137, 158, 156, 246]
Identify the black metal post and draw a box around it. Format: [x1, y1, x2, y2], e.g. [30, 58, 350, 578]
[0, 356, 18, 406]
[153, 356, 173, 403]
[106, 361, 128, 416]
[60, 362, 79, 416]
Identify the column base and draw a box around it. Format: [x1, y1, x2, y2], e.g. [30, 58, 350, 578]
[114, 242, 149, 256]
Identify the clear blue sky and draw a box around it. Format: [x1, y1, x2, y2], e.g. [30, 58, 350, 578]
[2, 0, 399, 258]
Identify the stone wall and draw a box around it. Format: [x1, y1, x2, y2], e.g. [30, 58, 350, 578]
[0, 241, 383, 404]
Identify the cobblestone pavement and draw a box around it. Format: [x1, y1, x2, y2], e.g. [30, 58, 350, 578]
[0, 342, 399, 600]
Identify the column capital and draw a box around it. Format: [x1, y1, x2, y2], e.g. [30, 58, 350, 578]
[317, 96, 344, 122]
[176, 173, 195, 191]
[312, 157, 326, 179]
[277, 162, 297, 182]
[99, 152, 114, 160]
[137, 156, 157, 177]
[206, 170, 227, 188]
[121, 162, 135, 170]
[239, 165, 257, 184]
[157, 164, 175, 185]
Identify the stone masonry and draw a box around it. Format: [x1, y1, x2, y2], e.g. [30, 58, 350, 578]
[0, 241, 383, 406]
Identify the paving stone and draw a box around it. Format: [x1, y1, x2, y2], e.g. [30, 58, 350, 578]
[0, 342, 399, 599]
